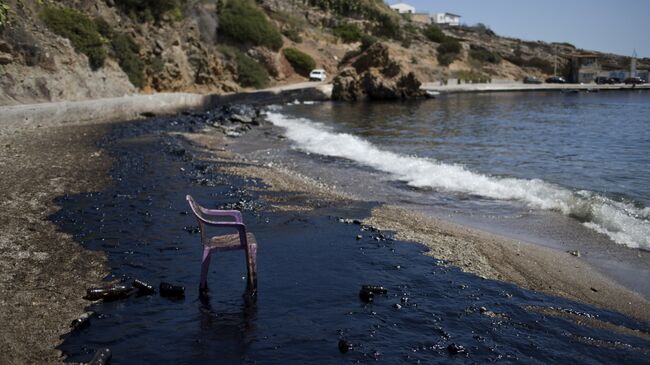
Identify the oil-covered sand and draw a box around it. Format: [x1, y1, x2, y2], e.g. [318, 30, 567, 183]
[1, 109, 649, 364]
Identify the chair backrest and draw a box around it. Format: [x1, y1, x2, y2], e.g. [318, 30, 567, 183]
[186, 195, 204, 220]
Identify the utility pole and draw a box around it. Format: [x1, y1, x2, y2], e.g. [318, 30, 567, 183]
[553, 45, 558, 76]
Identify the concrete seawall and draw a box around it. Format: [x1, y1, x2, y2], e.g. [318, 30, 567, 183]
[2, 80, 647, 134]
[0, 83, 332, 134]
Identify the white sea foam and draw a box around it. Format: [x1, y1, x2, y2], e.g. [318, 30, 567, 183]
[267, 112, 650, 250]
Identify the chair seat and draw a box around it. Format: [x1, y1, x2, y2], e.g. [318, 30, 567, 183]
[206, 232, 257, 251]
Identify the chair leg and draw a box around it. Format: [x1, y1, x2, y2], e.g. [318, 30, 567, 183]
[199, 247, 212, 291]
[245, 243, 257, 292]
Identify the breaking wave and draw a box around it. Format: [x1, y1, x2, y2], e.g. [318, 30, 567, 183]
[267, 112, 650, 250]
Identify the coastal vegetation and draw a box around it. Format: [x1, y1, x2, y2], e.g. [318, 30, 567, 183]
[94, 17, 145, 88]
[469, 47, 502, 64]
[4, 0, 644, 101]
[421, 24, 464, 66]
[422, 24, 445, 43]
[0, 0, 9, 30]
[218, 0, 283, 51]
[39, 6, 106, 70]
[113, 0, 182, 22]
[219, 45, 269, 88]
[282, 27, 303, 43]
[505, 54, 554, 74]
[283, 47, 316, 77]
[333, 22, 364, 43]
[110, 32, 145, 88]
[437, 38, 462, 66]
[305, 0, 401, 39]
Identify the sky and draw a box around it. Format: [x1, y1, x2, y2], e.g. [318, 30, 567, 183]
[386, 1, 650, 58]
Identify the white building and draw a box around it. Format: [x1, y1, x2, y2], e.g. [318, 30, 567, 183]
[390, 3, 416, 14]
[432, 12, 461, 26]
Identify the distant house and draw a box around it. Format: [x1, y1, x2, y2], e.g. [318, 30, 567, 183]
[431, 12, 461, 26]
[570, 53, 601, 83]
[390, 3, 416, 14]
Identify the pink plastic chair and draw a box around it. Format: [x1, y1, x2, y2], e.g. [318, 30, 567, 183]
[186, 195, 257, 293]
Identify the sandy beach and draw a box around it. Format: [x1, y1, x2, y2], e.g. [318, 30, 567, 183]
[1, 93, 649, 363]
[0, 122, 111, 364]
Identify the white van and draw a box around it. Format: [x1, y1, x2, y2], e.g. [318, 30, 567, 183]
[309, 69, 327, 82]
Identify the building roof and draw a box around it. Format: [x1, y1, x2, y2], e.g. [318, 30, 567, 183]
[390, 3, 416, 10]
[436, 12, 461, 18]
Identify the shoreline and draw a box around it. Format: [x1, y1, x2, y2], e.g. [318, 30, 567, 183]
[1, 81, 647, 134]
[1, 87, 649, 362]
[183, 131, 650, 323]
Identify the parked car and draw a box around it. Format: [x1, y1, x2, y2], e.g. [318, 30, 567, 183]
[523, 76, 542, 84]
[596, 76, 622, 84]
[624, 77, 645, 85]
[595, 76, 610, 84]
[309, 69, 327, 82]
[545, 76, 566, 84]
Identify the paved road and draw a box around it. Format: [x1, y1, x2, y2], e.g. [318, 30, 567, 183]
[421, 81, 650, 93]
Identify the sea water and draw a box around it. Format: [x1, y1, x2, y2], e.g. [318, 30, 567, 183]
[234, 91, 650, 296]
[265, 92, 650, 250]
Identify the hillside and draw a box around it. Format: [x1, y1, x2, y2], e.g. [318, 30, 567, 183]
[0, 0, 647, 105]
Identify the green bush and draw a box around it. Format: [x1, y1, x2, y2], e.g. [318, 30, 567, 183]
[219, 0, 283, 51]
[40, 6, 106, 70]
[469, 47, 501, 64]
[373, 12, 401, 39]
[306, 0, 392, 20]
[333, 22, 363, 43]
[94, 17, 113, 38]
[218, 46, 268, 89]
[506, 55, 554, 74]
[111, 32, 144, 88]
[471, 23, 495, 36]
[151, 55, 165, 74]
[437, 38, 462, 66]
[553, 42, 575, 49]
[1, 1, 10, 30]
[113, 0, 181, 22]
[360, 33, 377, 50]
[282, 27, 303, 43]
[283, 47, 316, 77]
[306, 0, 402, 40]
[422, 24, 445, 43]
[438, 39, 461, 54]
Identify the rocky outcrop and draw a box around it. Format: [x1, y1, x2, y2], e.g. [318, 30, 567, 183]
[332, 43, 423, 101]
[0, 41, 13, 64]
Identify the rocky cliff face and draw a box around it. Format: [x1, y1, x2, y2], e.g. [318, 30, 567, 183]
[0, 16, 135, 105]
[0, 0, 646, 106]
[332, 43, 423, 101]
[0, 0, 240, 105]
